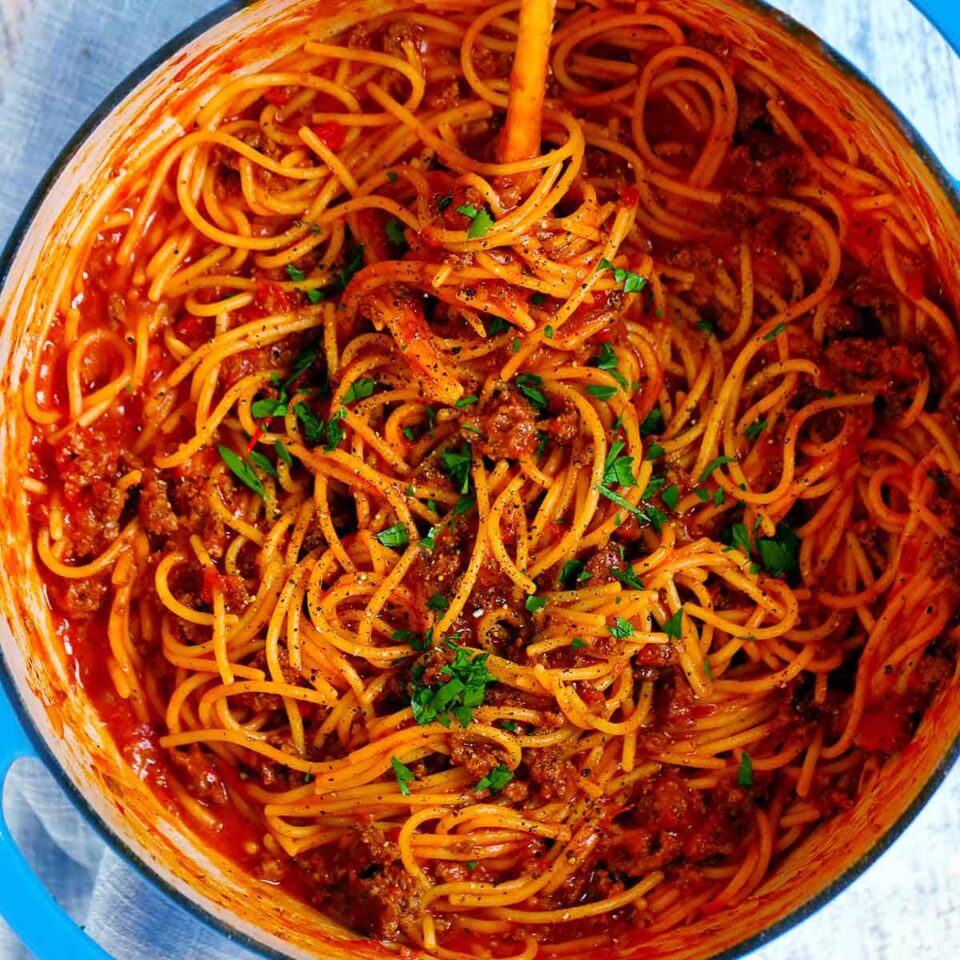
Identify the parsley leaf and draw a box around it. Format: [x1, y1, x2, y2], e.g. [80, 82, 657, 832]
[391, 756, 416, 796]
[515, 373, 548, 412]
[426, 593, 449, 613]
[744, 418, 768, 440]
[640, 408, 663, 437]
[475, 765, 513, 794]
[274, 441, 293, 467]
[611, 565, 644, 590]
[218, 445, 265, 497]
[487, 316, 509, 336]
[603, 442, 636, 487]
[440, 446, 472, 494]
[385, 217, 406, 246]
[586, 384, 618, 401]
[662, 485, 680, 510]
[700, 456, 735, 482]
[343, 377, 376, 404]
[525, 595, 548, 612]
[757, 523, 800, 577]
[411, 642, 496, 727]
[738, 752, 754, 787]
[645, 442, 665, 461]
[457, 204, 495, 238]
[609, 616, 634, 639]
[337, 244, 365, 290]
[294, 402, 326, 446]
[285, 264, 306, 283]
[455, 394, 478, 408]
[248, 449, 278, 478]
[663, 607, 684, 640]
[597, 257, 647, 293]
[251, 397, 288, 419]
[764, 322, 788, 342]
[559, 560, 590, 588]
[730, 522, 752, 557]
[377, 523, 409, 548]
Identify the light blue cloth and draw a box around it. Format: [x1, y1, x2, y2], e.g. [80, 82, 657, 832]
[0, 9, 257, 959]
[1, 2, 960, 960]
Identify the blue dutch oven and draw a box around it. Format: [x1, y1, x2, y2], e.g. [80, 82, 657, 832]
[0, 1, 958, 958]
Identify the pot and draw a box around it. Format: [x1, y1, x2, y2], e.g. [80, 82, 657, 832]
[0, 1, 958, 958]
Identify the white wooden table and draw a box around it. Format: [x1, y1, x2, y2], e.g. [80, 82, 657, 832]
[0, 1, 958, 959]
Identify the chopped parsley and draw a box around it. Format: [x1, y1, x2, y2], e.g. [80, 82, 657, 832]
[525, 595, 548, 613]
[559, 560, 591, 588]
[644, 442, 665, 461]
[476, 765, 513, 794]
[386, 170, 399, 183]
[730, 522, 752, 557]
[696, 319, 715, 336]
[411, 642, 496, 727]
[455, 394, 479, 408]
[391, 756, 416, 796]
[336, 244, 365, 291]
[591, 343, 628, 388]
[609, 616, 635, 639]
[251, 396, 287, 419]
[248, 449, 278, 478]
[662, 485, 680, 510]
[456, 203, 495, 239]
[515, 373, 548, 412]
[343, 377, 376, 404]
[611, 565, 644, 590]
[700, 456, 734, 481]
[486, 315, 509, 336]
[274, 441, 293, 467]
[377, 523, 409, 549]
[640, 408, 663, 437]
[440, 446, 472, 494]
[426, 593, 450, 613]
[285, 264, 306, 283]
[385, 217, 406, 246]
[597, 257, 647, 294]
[694, 488, 711, 503]
[570, 637, 587, 650]
[544, 325, 554, 339]
[512, 337, 521, 353]
[663, 607, 684, 640]
[530, 292, 547, 307]
[757, 523, 800, 577]
[586, 384, 618, 401]
[744, 418, 768, 440]
[438, 194, 454, 211]
[738, 752, 754, 787]
[306, 288, 324, 304]
[764, 322, 788, 342]
[703, 657, 714, 681]
[928, 469, 949, 487]
[603, 441, 636, 487]
[218, 445, 265, 497]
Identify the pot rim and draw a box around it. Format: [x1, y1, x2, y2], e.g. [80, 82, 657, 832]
[0, 2, 958, 959]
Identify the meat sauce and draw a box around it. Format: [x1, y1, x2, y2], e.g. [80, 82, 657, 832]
[21, 7, 960, 953]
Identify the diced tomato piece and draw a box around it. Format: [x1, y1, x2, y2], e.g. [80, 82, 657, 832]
[264, 87, 291, 106]
[621, 184, 640, 206]
[254, 279, 293, 314]
[201, 567, 228, 604]
[312, 121, 347, 152]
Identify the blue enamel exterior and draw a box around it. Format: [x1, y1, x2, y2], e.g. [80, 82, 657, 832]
[0, 1, 957, 957]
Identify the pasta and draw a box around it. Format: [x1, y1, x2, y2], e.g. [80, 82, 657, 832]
[24, 0, 960, 954]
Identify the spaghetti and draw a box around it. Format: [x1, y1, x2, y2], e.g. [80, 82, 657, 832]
[24, 0, 960, 954]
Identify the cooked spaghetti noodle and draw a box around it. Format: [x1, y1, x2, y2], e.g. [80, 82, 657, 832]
[24, 0, 960, 953]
